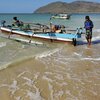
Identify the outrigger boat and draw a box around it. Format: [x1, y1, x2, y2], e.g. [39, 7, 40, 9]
[0, 21, 83, 46]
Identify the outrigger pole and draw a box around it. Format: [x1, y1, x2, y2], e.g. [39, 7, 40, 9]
[29, 30, 35, 43]
[8, 28, 12, 39]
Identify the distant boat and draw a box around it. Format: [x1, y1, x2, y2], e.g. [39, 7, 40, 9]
[51, 14, 70, 19]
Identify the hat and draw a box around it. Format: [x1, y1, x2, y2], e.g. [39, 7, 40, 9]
[85, 16, 90, 20]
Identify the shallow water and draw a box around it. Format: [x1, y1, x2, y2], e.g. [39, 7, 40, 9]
[0, 44, 100, 100]
[0, 13, 100, 100]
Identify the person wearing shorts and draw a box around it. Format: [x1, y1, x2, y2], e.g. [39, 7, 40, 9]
[84, 16, 94, 46]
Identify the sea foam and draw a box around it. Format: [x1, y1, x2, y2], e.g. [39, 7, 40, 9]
[93, 29, 100, 32]
[35, 47, 62, 59]
[0, 42, 6, 48]
[27, 90, 42, 100]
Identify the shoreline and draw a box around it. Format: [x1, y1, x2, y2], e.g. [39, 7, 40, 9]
[0, 56, 35, 71]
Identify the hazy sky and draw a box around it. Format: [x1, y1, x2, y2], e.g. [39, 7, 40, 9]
[0, 0, 100, 13]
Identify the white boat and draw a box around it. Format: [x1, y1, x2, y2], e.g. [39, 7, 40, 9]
[0, 26, 82, 46]
[52, 14, 70, 19]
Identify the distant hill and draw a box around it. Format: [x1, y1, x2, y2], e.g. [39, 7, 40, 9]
[34, 1, 100, 13]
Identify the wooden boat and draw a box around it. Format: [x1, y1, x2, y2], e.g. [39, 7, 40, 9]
[0, 26, 82, 46]
[52, 14, 70, 19]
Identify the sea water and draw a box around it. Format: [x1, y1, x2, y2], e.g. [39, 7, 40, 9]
[0, 13, 100, 100]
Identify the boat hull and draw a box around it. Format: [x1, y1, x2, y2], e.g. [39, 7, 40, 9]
[0, 27, 81, 44]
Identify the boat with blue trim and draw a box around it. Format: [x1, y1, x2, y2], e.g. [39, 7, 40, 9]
[0, 25, 83, 46]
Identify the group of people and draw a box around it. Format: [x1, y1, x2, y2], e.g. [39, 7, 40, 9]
[50, 24, 65, 33]
[9, 16, 94, 46]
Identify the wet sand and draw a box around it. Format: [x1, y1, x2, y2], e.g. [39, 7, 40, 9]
[0, 48, 99, 100]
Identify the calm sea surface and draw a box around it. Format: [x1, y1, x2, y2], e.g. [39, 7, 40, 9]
[0, 13, 100, 100]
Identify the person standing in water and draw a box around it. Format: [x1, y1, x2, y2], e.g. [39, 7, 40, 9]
[84, 16, 94, 46]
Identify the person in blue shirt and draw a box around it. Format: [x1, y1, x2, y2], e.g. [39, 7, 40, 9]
[84, 16, 94, 46]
